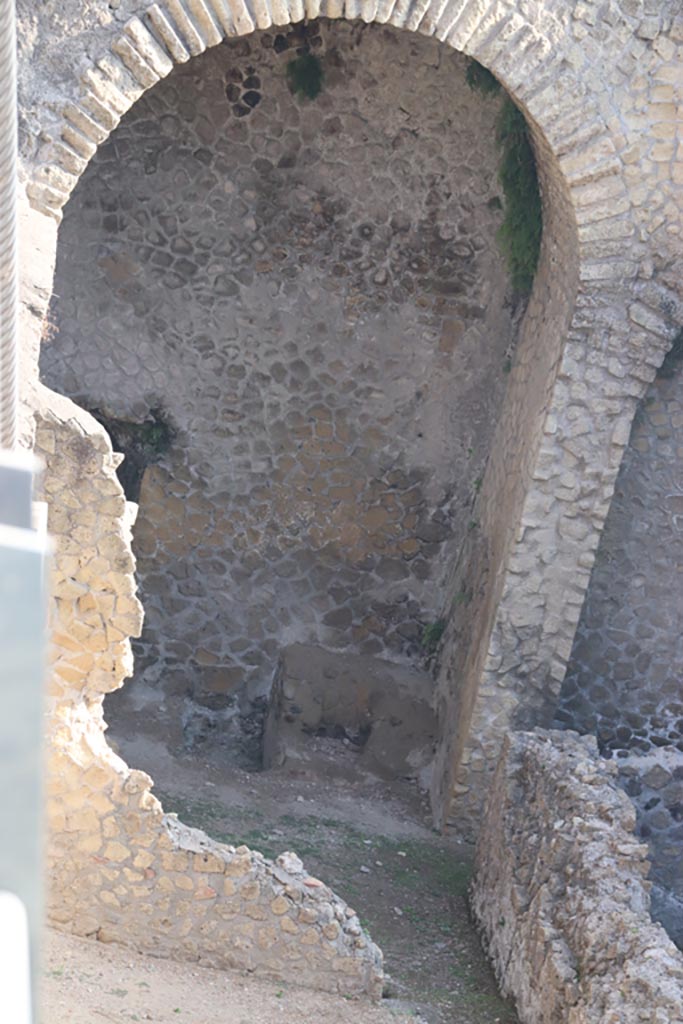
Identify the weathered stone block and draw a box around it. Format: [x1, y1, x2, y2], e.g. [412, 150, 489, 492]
[263, 644, 436, 781]
[472, 731, 683, 1024]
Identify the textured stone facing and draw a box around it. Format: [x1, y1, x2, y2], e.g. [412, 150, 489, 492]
[617, 749, 683, 902]
[40, 22, 516, 764]
[472, 730, 683, 1024]
[616, 747, 683, 950]
[35, 391, 383, 998]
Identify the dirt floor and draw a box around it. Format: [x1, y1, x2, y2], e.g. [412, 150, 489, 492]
[43, 727, 517, 1024]
[41, 928, 414, 1024]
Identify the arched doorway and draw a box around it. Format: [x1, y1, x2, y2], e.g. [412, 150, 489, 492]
[41, 21, 520, 783]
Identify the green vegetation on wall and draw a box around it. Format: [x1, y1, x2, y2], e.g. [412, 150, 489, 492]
[422, 619, 446, 655]
[286, 53, 324, 99]
[495, 99, 543, 293]
[465, 60, 501, 97]
[466, 59, 542, 294]
[86, 405, 174, 502]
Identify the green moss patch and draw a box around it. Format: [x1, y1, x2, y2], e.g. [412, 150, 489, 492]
[466, 59, 542, 294]
[286, 53, 324, 99]
[495, 98, 543, 294]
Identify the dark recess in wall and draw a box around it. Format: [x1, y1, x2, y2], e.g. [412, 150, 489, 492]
[84, 405, 174, 501]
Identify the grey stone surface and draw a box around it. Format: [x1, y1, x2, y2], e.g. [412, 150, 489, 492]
[39, 21, 517, 763]
[616, 749, 683, 900]
[558, 349, 683, 760]
[263, 643, 436, 781]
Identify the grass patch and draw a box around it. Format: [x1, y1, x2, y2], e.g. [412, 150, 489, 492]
[495, 97, 542, 294]
[466, 58, 542, 294]
[421, 619, 446, 654]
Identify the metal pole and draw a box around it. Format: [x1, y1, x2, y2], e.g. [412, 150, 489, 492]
[0, 0, 17, 451]
[0, 451, 48, 1024]
[0, 892, 32, 1024]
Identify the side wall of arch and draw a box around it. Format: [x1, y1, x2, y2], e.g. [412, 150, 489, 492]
[15, 0, 683, 972]
[430, 2, 683, 829]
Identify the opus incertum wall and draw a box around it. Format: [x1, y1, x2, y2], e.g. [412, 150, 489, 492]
[34, 392, 383, 995]
[15, 0, 683, 991]
[39, 21, 518, 767]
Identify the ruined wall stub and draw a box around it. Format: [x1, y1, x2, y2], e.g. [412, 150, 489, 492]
[17, 0, 683, 873]
[37, 391, 384, 995]
[40, 23, 517, 765]
[472, 730, 683, 1024]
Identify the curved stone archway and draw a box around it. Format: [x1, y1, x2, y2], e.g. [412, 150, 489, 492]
[16, 0, 683, 988]
[40, 22, 523, 775]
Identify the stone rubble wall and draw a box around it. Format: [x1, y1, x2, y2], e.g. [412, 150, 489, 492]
[471, 729, 683, 1024]
[35, 390, 383, 998]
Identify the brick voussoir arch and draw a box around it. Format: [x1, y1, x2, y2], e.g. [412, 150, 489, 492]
[27, 0, 610, 224]
[26, 0, 678, 836]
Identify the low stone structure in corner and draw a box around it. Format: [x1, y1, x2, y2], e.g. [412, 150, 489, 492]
[263, 644, 436, 781]
[471, 730, 683, 1024]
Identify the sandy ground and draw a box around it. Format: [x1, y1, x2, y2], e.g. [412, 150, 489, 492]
[48, 711, 516, 1024]
[41, 928, 415, 1024]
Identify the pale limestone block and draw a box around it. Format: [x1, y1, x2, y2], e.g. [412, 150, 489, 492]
[123, 18, 175, 76]
[193, 852, 225, 873]
[165, 0, 210, 54]
[146, 5, 191, 62]
[111, 37, 160, 89]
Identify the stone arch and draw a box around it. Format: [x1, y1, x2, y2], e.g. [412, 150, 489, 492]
[27, 0, 608, 231]
[18, 0, 683, 977]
